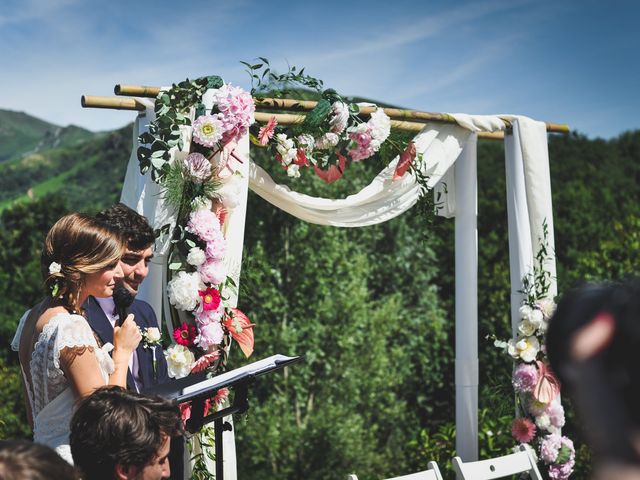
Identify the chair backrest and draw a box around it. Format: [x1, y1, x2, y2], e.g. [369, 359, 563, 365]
[347, 461, 444, 480]
[452, 445, 542, 480]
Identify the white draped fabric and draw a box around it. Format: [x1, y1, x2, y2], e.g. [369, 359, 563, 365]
[121, 99, 556, 467]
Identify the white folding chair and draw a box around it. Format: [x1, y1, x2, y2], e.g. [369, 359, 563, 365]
[452, 444, 542, 480]
[347, 461, 444, 480]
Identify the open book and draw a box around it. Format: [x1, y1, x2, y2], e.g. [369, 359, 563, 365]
[144, 354, 302, 403]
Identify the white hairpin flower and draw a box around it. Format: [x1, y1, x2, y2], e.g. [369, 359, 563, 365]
[49, 262, 62, 274]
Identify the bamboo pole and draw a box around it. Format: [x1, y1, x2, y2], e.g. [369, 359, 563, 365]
[81, 95, 146, 111]
[113, 83, 569, 134]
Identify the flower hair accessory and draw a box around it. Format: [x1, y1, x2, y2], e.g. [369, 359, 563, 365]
[49, 262, 62, 275]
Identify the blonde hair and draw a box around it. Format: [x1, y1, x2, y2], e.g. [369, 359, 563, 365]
[41, 213, 125, 313]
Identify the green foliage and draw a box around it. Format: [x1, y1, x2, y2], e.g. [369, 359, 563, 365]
[0, 362, 31, 439]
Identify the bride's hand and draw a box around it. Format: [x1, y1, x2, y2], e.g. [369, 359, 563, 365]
[113, 314, 142, 354]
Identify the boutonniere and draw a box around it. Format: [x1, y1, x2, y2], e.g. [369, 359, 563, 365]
[140, 327, 163, 380]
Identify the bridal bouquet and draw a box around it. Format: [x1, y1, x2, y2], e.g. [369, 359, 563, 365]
[137, 75, 255, 379]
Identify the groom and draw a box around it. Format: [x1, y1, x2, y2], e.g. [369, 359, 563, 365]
[86, 203, 169, 390]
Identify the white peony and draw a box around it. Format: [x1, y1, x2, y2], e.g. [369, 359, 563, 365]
[297, 134, 315, 151]
[187, 247, 206, 267]
[537, 299, 556, 319]
[507, 336, 540, 363]
[167, 271, 202, 311]
[535, 413, 556, 433]
[520, 304, 544, 329]
[219, 177, 243, 210]
[165, 344, 195, 379]
[314, 132, 339, 150]
[368, 108, 391, 147]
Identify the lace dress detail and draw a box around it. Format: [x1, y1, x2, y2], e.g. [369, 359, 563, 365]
[23, 313, 114, 463]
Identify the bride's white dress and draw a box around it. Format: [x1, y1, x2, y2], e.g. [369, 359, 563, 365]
[11, 311, 114, 463]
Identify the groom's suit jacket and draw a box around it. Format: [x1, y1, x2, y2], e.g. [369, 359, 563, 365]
[84, 296, 169, 390]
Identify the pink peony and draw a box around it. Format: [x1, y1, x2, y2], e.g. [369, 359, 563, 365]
[513, 363, 539, 393]
[511, 417, 536, 443]
[196, 321, 224, 349]
[183, 152, 212, 183]
[213, 84, 255, 144]
[186, 209, 221, 242]
[193, 115, 224, 147]
[348, 125, 375, 161]
[540, 434, 562, 463]
[258, 115, 277, 145]
[548, 461, 574, 480]
[195, 304, 224, 326]
[198, 259, 227, 285]
[546, 402, 566, 429]
[205, 230, 226, 261]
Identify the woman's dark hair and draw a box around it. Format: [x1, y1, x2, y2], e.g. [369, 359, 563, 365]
[95, 203, 155, 251]
[0, 440, 80, 480]
[70, 387, 182, 480]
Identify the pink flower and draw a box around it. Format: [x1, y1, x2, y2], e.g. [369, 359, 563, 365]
[541, 435, 575, 479]
[329, 101, 349, 134]
[183, 153, 213, 183]
[199, 287, 221, 311]
[173, 322, 197, 347]
[193, 115, 224, 147]
[198, 259, 226, 285]
[348, 125, 375, 161]
[540, 434, 562, 463]
[213, 84, 255, 144]
[258, 116, 277, 145]
[186, 209, 221, 242]
[196, 321, 224, 349]
[546, 402, 566, 429]
[513, 363, 539, 393]
[548, 461, 574, 480]
[195, 304, 224, 325]
[511, 417, 536, 443]
[205, 231, 226, 261]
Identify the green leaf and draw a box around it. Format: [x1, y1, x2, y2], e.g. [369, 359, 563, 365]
[302, 98, 331, 128]
[168, 262, 182, 270]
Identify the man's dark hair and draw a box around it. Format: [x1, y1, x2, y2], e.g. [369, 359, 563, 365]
[70, 387, 183, 480]
[96, 203, 155, 251]
[0, 440, 80, 480]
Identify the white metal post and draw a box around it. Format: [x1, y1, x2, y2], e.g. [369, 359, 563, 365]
[454, 134, 479, 461]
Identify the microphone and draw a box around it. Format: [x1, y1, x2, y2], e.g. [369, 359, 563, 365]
[113, 284, 135, 327]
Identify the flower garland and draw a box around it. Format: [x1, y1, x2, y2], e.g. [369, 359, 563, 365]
[495, 221, 575, 479]
[244, 59, 420, 184]
[137, 75, 255, 379]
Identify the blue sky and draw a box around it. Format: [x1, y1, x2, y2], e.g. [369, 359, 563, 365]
[1, 0, 638, 139]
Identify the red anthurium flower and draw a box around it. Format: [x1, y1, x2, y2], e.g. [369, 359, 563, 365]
[314, 153, 346, 184]
[190, 351, 221, 374]
[393, 141, 416, 181]
[223, 308, 255, 358]
[295, 148, 310, 166]
[173, 322, 197, 346]
[199, 287, 221, 311]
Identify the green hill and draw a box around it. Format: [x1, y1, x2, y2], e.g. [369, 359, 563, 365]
[0, 109, 96, 163]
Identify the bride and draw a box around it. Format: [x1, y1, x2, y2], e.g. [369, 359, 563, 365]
[12, 213, 141, 463]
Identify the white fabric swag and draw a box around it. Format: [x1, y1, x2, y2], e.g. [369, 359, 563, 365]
[120, 101, 556, 469]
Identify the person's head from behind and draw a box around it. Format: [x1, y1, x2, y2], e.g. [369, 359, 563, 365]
[96, 203, 155, 295]
[42, 213, 125, 313]
[0, 440, 80, 480]
[547, 279, 640, 464]
[70, 386, 182, 480]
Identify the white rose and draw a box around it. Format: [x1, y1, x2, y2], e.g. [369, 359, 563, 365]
[518, 319, 537, 337]
[164, 344, 195, 379]
[520, 304, 544, 329]
[167, 271, 202, 311]
[368, 108, 391, 146]
[537, 299, 556, 319]
[187, 247, 206, 267]
[145, 327, 161, 343]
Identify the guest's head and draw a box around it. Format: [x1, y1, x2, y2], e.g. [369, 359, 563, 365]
[547, 278, 640, 464]
[96, 203, 155, 295]
[70, 386, 182, 480]
[0, 440, 80, 480]
[41, 213, 125, 312]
